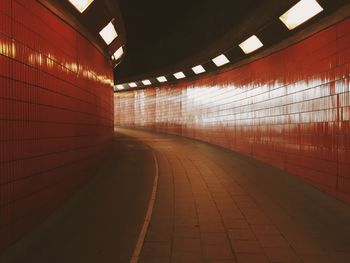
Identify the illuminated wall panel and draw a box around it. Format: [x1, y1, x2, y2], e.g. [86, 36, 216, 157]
[0, 0, 114, 249]
[115, 19, 350, 205]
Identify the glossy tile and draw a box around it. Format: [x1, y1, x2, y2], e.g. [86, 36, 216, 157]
[114, 19, 350, 206]
[0, 0, 114, 250]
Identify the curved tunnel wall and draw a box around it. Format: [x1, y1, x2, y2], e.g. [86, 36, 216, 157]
[114, 19, 350, 205]
[0, 0, 114, 249]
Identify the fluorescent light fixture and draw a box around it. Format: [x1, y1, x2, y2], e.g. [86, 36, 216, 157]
[279, 0, 323, 30]
[68, 0, 94, 13]
[212, 54, 229, 67]
[142, 79, 151, 85]
[239, 35, 263, 54]
[112, 46, 124, 60]
[157, 76, 167, 82]
[129, 82, 137, 88]
[192, 65, 206, 74]
[173, 72, 185, 79]
[99, 22, 118, 45]
[115, 84, 124, 90]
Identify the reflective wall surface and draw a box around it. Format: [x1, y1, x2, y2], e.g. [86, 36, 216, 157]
[0, 0, 114, 249]
[115, 19, 350, 205]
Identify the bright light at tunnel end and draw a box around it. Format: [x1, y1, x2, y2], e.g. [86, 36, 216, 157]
[279, 0, 323, 30]
[239, 35, 263, 54]
[68, 0, 94, 13]
[192, 65, 206, 74]
[212, 54, 229, 67]
[99, 22, 118, 45]
[157, 76, 167, 82]
[173, 72, 186, 79]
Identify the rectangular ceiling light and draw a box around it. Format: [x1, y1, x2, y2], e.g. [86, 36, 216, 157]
[212, 54, 230, 67]
[173, 72, 186, 79]
[68, 0, 94, 13]
[99, 21, 118, 45]
[115, 84, 124, 90]
[142, 79, 151, 85]
[192, 65, 206, 74]
[157, 76, 167, 83]
[112, 46, 124, 60]
[279, 0, 323, 30]
[239, 35, 263, 54]
[129, 82, 137, 88]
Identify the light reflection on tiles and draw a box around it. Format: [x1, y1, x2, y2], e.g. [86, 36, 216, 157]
[115, 19, 350, 205]
[0, 0, 114, 249]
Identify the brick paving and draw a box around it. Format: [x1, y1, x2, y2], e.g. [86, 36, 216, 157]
[118, 128, 350, 263]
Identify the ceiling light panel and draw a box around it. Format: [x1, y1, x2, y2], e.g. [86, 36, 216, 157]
[112, 46, 124, 60]
[115, 84, 124, 90]
[68, 0, 94, 13]
[279, 0, 323, 30]
[239, 35, 263, 54]
[192, 65, 206, 74]
[129, 82, 137, 88]
[142, 80, 151, 85]
[173, 72, 186, 79]
[212, 54, 230, 67]
[157, 76, 167, 82]
[99, 22, 118, 45]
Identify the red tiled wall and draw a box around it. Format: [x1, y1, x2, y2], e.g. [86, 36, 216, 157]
[0, 0, 114, 249]
[115, 19, 350, 205]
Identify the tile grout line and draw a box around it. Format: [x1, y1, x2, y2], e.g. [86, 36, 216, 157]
[165, 151, 176, 262]
[129, 148, 159, 263]
[190, 158, 239, 262]
[177, 155, 205, 260]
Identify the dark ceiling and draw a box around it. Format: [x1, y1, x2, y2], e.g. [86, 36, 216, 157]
[114, 0, 349, 84]
[115, 0, 267, 82]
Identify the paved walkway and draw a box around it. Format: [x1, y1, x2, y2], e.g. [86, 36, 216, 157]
[118, 128, 350, 263]
[1, 128, 350, 263]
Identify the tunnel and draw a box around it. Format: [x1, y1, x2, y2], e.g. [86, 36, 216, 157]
[0, 0, 350, 262]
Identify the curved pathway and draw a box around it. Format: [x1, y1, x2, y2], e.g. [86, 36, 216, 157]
[118, 128, 350, 263]
[2, 127, 350, 263]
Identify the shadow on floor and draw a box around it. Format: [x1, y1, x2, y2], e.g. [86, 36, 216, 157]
[0, 132, 155, 263]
